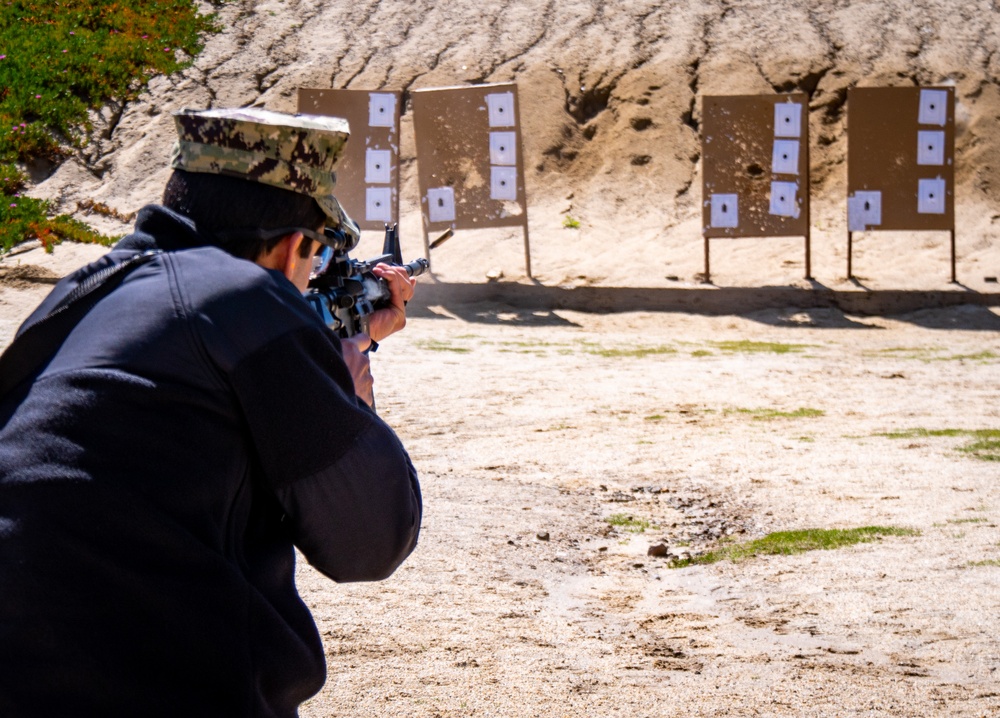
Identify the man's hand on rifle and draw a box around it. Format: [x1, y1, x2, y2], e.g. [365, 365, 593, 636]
[368, 263, 416, 343]
[342, 335, 375, 407]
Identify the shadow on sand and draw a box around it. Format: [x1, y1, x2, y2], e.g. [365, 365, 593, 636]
[406, 281, 1000, 332]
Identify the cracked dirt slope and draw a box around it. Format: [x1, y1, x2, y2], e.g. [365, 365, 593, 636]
[29, 0, 1000, 288]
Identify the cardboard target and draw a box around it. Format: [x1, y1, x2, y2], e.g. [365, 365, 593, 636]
[298, 88, 401, 231]
[701, 93, 811, 281]
[412, 82, 531, 275]
[846, 86, 956, 280]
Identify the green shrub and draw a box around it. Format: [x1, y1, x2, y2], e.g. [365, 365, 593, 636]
[0, 0, 221, 253]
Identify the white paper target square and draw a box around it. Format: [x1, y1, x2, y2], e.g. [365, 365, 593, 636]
[917, 131, 945, 166]
[487, 92, 515, 127]
[489, 132, 517, 166]
[710, 194, 738, 228]
[918, 89, 948, 127]
[365, 187, 392, 223]
[490, 166, 518, 201]
[918, 178, 946, 214]
[769, 181, 800, 218]
[774, 102, 802, 138]
[847, 191, 882, 231]
[772, 140, 800, 175]
[426, 187, 456, 223]
[365, 149, 392, 184]
[368, 93, 396, 128]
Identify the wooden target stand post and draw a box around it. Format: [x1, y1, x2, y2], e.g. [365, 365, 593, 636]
[846, 87, 956, 283]
[298, 88, 402, 238]
[411, 83, 532, 277]
[701, 94, 811, 283]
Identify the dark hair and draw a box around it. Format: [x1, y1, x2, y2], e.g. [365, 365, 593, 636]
[162, 170, 325, 260]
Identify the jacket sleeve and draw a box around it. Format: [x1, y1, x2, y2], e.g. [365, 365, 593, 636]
[273, 414, 421, 581]
[229, 324, 421, 582]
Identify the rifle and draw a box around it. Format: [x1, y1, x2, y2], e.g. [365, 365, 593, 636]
[304, 223, 428, 338]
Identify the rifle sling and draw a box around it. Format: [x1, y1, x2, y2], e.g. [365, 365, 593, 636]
[0, 250, 160, 399]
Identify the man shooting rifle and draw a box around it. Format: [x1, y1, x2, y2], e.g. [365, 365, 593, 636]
[0, 107, 422, 716]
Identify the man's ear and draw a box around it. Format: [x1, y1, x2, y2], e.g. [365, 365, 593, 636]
[255, 232, 305, 280]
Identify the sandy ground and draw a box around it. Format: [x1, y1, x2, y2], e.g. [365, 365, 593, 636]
[296, 300, 1000, 717]
[2, 243, 999, 716]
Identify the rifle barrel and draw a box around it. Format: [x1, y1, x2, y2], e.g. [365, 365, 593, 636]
[404, 258, 430, 277]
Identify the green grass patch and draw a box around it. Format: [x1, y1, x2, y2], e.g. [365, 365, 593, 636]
[606, 513, 654, 533]
[691, 349, 713, 357]
[957, 436, 1000, 462]
[414, 339, 471, 354]
[711, 340, 810, 354]
[947, 517, 987, 525]
[499, 338, 676, 359]
[585, 344, 676, 359]
[871, 346, 938, 357]
[726, 407, 825, 420]
[874, 428, 968, 440]
[874, 428, 1000, 461]
[941, 351, 999, 362]
[496, 339, 572, 355]
[967, 559, 1000, 568]
[0, 0, 222, 253]
[670, 526, 918, 567]
[562, 215, 581, 229]
[868, 347, 998, 363]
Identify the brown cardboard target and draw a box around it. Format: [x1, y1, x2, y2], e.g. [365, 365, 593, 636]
[298, 88, 402, 231]
[847, 87, 955, 232]
[701, 93, 811, 280]
[702, 93, 810, 239]
[411, 83, 530, 272]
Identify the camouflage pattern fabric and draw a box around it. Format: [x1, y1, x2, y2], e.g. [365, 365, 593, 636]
[170, 108, 359, 241]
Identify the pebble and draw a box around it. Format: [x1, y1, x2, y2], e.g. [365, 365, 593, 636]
[608, 491, 635, 503]
[536, 532, 550, 541]
[647, 543, 669, 557]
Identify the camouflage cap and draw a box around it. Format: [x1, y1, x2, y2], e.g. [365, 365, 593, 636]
[169, 107, 359, 244]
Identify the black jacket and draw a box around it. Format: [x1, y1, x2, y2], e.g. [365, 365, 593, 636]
[0, 206, 421, 717]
